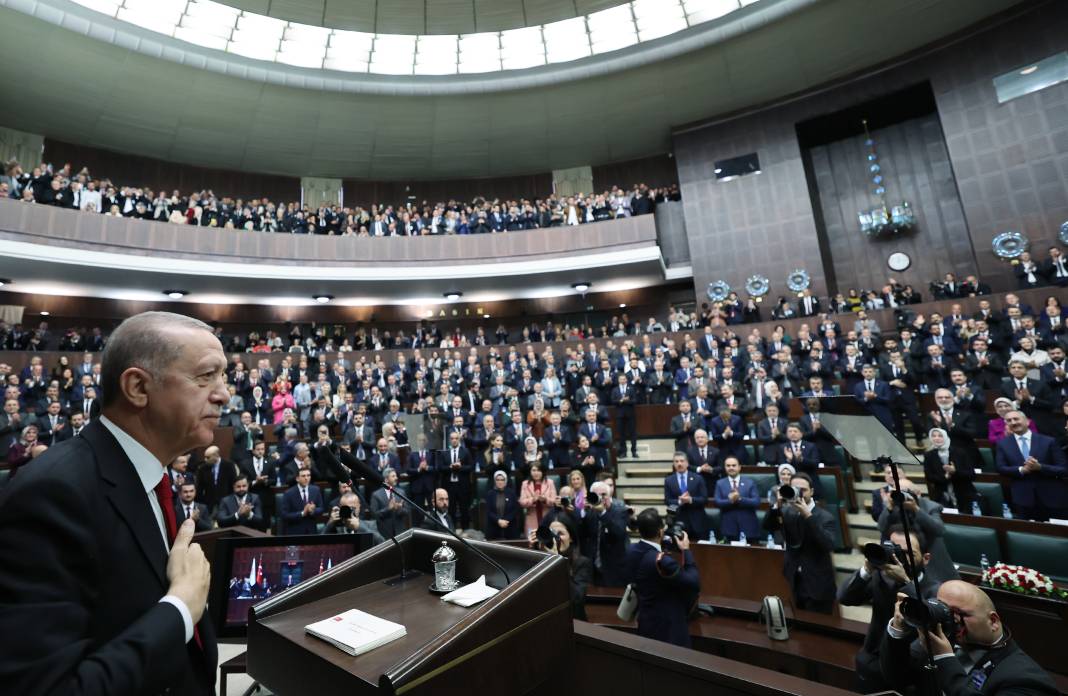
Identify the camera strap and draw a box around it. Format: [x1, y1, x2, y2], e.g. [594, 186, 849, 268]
[964, 632, 1012, 691]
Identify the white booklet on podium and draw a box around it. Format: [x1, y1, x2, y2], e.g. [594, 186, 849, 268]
[305, 609, 406, 656]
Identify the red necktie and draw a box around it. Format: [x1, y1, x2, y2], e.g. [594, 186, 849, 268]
[154, 474, 203, 650]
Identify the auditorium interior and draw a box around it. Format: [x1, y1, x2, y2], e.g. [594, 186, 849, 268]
[1, 0, 1068, 693]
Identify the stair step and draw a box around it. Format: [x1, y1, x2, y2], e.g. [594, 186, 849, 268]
[848, 512, 879, 531]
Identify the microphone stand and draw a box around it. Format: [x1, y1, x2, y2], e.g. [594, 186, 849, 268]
[321, 445, 513, 587]
[877, 455, 939, 696]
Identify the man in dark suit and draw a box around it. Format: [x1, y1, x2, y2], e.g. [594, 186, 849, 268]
[996, 411, 1068, 521]
[927, 388, 980, 447]
[370, 467, 411, 539]
[611, 373, 638, 458]
[193, 445, 237, 513]
[73, 385, 101, 422]
[708, 408, 748, 465]
[686, 429, 721, 493]
[1000, 361, 1058, 436]
[577, 408, 611, 463]
[483, 470, 520, 540]
[239, 440, 276, 515]
[581, 480, 631, 587]
[420, 488, 455, 532]
[780, 423, 823, 497]
[853, 364, 894, 434]
[280, 466, 324, 535]
[838, 526, 939, 693]
[0, 311, 221, 694]
[626, 508, 700, 647]
[406, 434, 438, 514]
[762, 472, 837, 614]
[54, 411, 86, 443]
[231, 411, 264, 464]
[0, 397, 28, 452]
[798, 289, 821, 317]
[756, 403, 789, 466]
[879, 580, 1058, 696]
[670, 400, 697, 452]
[544, 411, 573, 468]
[713, 456, 761, 542]
[663, 452, 708, 540]
[439, 430, 473, 529]
[215, 475, 265, 531]
[174, 482, 213, 533]
[34, 400, 68, 446]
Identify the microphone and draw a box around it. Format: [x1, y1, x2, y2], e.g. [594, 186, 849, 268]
[319, 445, 512, 587]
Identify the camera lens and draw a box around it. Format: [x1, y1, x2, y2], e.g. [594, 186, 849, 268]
[862, 542, 891, 567]
[779, 484, 796, 500]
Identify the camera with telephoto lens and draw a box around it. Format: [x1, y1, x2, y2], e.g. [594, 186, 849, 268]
[863, 541, 908, 569]
[535, 525, 560, 550]
[662, 506, 686, 552]
[587, 490, 600, 506]
[339, 505, 354, 520]
[558, 496, 572, 508]
[901, 596, 957, 642]
[778, 484, 801, 501]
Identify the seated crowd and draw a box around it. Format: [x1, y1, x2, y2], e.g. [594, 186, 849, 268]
[0, 158, 679, 236]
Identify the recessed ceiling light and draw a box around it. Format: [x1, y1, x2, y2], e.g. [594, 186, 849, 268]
[163, 289, 188, 299]
[443, 291, 463, 301]
[713, 168, 723, 174]
[0, 278, 11, 287]
[40, 311, 50, 316]
[571, 282, 591, 293]
[619, 303, 627, 308]
[1020, 65, 1038, 75]
[313, 294, 334, 303]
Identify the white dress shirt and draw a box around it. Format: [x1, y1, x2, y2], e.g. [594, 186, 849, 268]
[98, 416, 194, 643]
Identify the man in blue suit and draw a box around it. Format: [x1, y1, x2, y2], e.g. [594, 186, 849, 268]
[708, 408, 748, 464]
[713, 456, 761, 542]
[664, 452, 708, 540]
[626, 508, 700, 647]
[852, 364, 894, 434]
[782, 423, 824, 499]
[995, 411, 1068, 521]
[280, 466, 324, 535]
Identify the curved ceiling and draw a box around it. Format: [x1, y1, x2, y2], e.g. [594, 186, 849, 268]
[0, 0, 1025, 179]
[214, 0, 629, 35]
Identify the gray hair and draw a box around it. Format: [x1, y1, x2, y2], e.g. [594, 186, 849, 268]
[100, 312, 213, 408]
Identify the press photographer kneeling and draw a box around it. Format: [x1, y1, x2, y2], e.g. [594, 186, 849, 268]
[624, 508, 700, 648]
[879, 578, 1057, 695]
[837, 524, 938, 693]
[530, 512, 591, 620]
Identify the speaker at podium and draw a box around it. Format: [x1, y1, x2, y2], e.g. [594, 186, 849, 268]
[246, 528, 572, 695]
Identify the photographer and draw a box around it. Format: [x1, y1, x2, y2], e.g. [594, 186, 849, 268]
[581, 481, 630, 587]
[877, 482, 959, 584]
[625, 508, 700, 647]
[324, 491, 385, 546]
[880, 580, 1057, 695]
[837, 524, 939, 692]
[529, 512, 591, 620]
[762, 472, 837, 614]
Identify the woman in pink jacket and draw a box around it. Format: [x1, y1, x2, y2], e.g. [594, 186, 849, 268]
[271, 383, 296, 424]
[519, 463, 558, 536]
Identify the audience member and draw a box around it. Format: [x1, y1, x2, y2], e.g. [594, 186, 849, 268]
[214, 475, 265, 531]
[626, 508, 700, 647]
[713, 456, 760, 542]
[995, 410, 1068, 521]
[370, 467, 410, 538]
[174, 482, 212, 533]
[484, 470, 520, 540]
[280, 467, 323, 534]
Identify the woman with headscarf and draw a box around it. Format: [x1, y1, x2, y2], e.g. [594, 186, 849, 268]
[923, 428, 979, 513]
[987, 397, 1037, 443]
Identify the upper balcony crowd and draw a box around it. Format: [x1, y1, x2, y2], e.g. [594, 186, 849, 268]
[1, 158, 680, 236]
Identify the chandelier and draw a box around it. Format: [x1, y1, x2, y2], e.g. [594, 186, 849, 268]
[857, 119, 916, 237]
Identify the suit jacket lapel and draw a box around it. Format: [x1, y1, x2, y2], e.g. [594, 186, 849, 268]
[83, 421, 168, 586]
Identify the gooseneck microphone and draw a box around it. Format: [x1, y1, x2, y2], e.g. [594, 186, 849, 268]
[319, 445, 512, 586]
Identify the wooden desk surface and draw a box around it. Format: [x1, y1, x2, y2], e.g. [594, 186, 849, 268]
[256, 577, 474, 688]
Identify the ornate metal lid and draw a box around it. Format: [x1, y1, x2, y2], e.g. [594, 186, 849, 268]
[432, 540, 456, 563]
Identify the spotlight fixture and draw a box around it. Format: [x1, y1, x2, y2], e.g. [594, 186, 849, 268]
[483, 314, 491, 319]
[0, 278, 11, 287]
[443, 291, 463, 301]
[313, 294, 334, 304]
[619, 303, 627, 308]
[40, 311, 50, 316]
[571, 282, 591, 293]
[163, 290, 188, 299]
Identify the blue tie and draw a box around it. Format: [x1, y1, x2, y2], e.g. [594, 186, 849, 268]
[1019, 436, 1030, 460]
[679, 474, 687, 494]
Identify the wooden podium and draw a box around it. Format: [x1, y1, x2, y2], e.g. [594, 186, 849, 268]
[245, 528, 572, 695]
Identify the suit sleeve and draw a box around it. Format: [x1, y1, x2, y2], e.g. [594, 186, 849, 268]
[688, 476, 708, 506]
[807, 510, 837, 553]
[836, 570, 873, 606]
[995, 441, 1024, 478]
[712, 480, 730, 506]
[740, 480, 761, 509]
[664, 478, 679, 507]
[0, 473, 188, 696]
